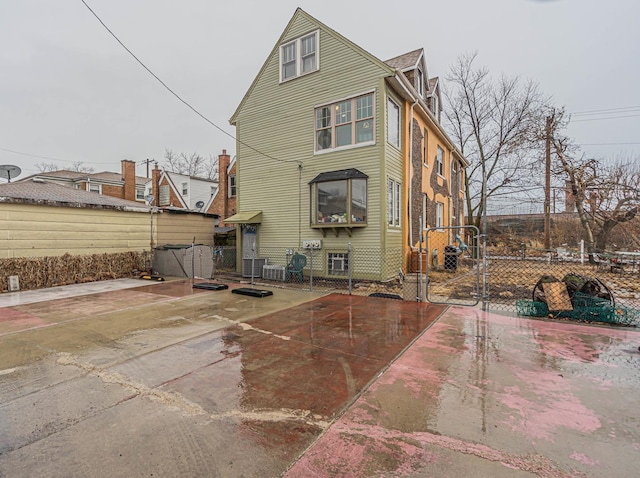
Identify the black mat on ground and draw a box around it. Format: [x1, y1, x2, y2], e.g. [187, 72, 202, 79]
[231, 287, 273, 298]
[193, 283, 229, 291]
[369, 292, 403, 300]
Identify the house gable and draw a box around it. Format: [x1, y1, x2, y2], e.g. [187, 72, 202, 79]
[230, 8, 394, 126]
[229, 8, 405, 249]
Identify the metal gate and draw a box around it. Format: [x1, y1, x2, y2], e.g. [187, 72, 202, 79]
[424, 225, 481, 306]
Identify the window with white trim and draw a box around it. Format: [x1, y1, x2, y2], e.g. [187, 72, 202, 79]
[417, 69, 424, 97]
[436, 202, 444, 229]
[181, 182, 188, 196]
[328, 252, 349, 276]
[280, 31, 319, 82]
[387, 98, 400, 148]
[315, 93, 374, 151]
[388, 178, 401, 227]
[87, 182, 100, 194]
[136, 189, 145, 200]
[228, 175, 236, 197]
[436, 146, 444, 176]
[159, 185, 170, 206]
[422, 128, 428, 167]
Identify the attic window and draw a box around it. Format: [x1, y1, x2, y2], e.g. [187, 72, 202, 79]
[280, 30, 319, 82]
[417, 69, 424, 97]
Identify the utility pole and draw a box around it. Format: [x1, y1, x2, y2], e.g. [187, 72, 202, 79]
[544, 115, 552, 250]
[143, 158, 155, 178]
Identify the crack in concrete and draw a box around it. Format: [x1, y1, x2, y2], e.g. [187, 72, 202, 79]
[55, 353, 329, 428]
[56, 352, 207, 417]
[211, 314, 291, 341]
[210, 408, 330, 428]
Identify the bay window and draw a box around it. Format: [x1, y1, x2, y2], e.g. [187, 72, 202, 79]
[310, 169, 368, 232]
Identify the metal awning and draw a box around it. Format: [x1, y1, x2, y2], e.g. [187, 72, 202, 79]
[224, 210, 262, 224]
[214, 226, 236, 233]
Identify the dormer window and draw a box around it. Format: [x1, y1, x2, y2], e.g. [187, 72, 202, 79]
[280, 31, 319, 82]
[417, 69, 424, 97]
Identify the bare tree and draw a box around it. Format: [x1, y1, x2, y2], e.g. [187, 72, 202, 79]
[35, 161, 94, 173]
[444, 52, 548, 231]
[589, 159, 640, 252]
[71, 161, 94, 173]
[163, 149, 217, 180]
[549, 111, 640, 256]
[35, 162, 60, 172]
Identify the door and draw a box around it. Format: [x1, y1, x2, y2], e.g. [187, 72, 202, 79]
[241, 224, 258, 259]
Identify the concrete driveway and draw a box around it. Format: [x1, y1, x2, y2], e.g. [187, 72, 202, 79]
[0, 279, 639, 477]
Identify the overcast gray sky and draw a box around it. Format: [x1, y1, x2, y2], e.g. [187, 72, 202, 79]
[1, 0, 639, 180]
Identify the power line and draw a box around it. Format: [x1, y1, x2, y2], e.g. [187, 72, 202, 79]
[0, 146, 115, 166]
[570, 113, 640, 123]
[571, 105, 640, 116]
[578, 142, 640, 146]
[80, 0, 295, 165]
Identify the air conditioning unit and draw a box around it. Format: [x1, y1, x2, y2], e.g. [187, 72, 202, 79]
[242, 258, 267, 277]
[263, 264, 285, 282]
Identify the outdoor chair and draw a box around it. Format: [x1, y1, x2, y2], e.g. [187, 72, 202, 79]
[286, 253, 307, 282]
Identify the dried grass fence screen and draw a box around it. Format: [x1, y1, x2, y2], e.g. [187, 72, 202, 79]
[0, 252, 146, 292]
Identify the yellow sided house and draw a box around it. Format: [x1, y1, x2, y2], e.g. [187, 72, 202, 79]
[228, 8, 466, 280]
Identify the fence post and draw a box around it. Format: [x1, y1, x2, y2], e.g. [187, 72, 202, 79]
[250, 246, 255, 286]
[481, 231, 488, 311]
[348, 243, 352, 295]
[309, 247, 313, 292]
[418, 233, 423, 302]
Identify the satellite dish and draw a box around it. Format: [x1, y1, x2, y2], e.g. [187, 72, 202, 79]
[144, 194, 154, 204]
[0, 165, 21, 183]
[195, 200, 205, 209]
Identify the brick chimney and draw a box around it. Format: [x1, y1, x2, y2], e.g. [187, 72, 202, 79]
[152, 163, 161, 207]
[218, 149, 231, 218]
[122, 160, 136, 201]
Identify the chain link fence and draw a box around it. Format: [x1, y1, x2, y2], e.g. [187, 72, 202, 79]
[208, 231, 639, 327]
[480, 204, 640, 326]
[220, 245, 406, 298]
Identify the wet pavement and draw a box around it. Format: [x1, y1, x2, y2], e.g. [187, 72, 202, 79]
[1, 279, 639, 477]
[287, 308, 640, 477]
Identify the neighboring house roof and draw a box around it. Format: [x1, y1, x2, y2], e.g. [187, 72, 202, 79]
[20, 170, 149, 187]
[157, 170, 218, 212]
[384, 48, 423, 71]
[0, 179, 148, 211]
